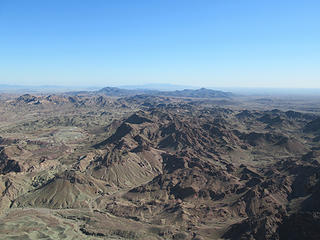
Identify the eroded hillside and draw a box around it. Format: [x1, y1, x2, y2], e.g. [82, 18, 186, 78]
[0, 91, 320, 239]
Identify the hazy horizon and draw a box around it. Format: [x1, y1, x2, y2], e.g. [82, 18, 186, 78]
[1, 0, 319, 88]
[2, 82, 320, 90]
[2, 83, 320, 97]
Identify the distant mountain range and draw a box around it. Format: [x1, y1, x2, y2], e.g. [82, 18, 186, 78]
[119, 83, 198, 91]
[2, 84, 320, 96]
[97, 87, 233, 98]
[0, 84, 100, 93]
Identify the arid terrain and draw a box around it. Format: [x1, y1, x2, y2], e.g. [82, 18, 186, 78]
[0, 88, 320, 240]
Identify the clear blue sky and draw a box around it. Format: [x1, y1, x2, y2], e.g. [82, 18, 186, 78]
[0, 0, 319, 88]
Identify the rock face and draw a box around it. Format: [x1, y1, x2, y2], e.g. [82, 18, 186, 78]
[304, 117, 320, 133]
[279, 212, 320, 240]
[16, 94, 40, 104]
[0, 147, 21, 174]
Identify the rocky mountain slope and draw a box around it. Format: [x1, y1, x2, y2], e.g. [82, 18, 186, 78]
[0, 91, 319, 239]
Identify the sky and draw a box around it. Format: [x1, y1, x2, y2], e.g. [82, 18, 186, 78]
[0, 0, 319, 88]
